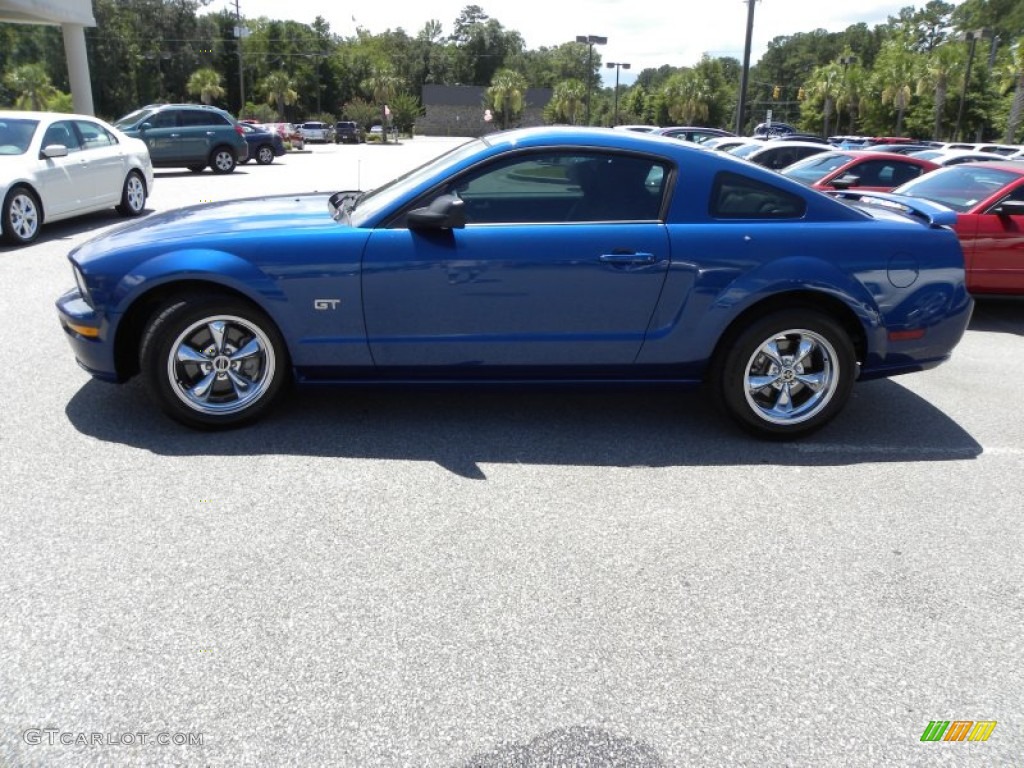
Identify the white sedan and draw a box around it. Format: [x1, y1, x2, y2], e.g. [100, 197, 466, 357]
[1, 111, 154, 246]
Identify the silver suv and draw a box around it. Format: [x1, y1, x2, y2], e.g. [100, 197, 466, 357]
[114, 104, 248, 173]
[300, 121, 330, 143]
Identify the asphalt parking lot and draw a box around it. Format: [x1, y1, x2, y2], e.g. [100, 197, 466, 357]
[1, 139, 1022, 767]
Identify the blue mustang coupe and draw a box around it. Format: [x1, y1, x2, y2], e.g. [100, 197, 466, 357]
[56, 127, 973, 438]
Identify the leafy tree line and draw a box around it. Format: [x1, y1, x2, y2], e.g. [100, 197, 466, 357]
[1, 0, 1022, 141]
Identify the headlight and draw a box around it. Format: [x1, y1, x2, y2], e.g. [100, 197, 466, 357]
[72, 263, 92, 305]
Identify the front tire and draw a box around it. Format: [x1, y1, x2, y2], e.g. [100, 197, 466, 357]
[210, 147, 237, 174]
[116, 171, 146, 216]
[712, 309, 855, 439]
[140, 296, 289, 429]
[2, 185, 41, 245]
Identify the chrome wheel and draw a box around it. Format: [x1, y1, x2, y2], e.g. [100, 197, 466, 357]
[743, 328, 839, 425]
[714, 309, 855, 439]
[3, 188, 40, 244]
[256, 145, 274, 165]
[167, 315, 277, 416]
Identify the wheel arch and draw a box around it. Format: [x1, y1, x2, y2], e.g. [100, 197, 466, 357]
[4, 181, 46, 223]
[113, 279, 288, 381]
[708, 289, 869, 377]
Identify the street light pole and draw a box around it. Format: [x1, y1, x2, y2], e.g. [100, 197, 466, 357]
[606, 62, 630, 126]
[954, 28, 992, 141]
[576, 34, 607, 125]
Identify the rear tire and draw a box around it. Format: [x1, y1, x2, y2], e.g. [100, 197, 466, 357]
[711, 309, 856, 439]
[140, 295, 289, 429]
[256, 145, 275, 165]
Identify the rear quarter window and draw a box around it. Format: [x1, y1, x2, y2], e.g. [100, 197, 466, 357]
[711, 172, 807, 219]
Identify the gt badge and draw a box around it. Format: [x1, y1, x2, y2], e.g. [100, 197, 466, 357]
[314, 299, 340, 310]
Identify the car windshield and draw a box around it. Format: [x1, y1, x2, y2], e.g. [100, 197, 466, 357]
[894, 166, 1020, 212]
[0, 118, 39, 154]
[781, 152, 853, 183]
[349, 138, 487, 226]
[729, 143, 763, 158]
[114, 109, 153, 129]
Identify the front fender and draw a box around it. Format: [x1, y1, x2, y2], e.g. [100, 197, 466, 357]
[110, 249, 285, 315]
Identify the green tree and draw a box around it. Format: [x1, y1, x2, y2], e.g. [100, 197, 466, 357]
[486, 68, 528, 129]
[998, 38, 1024, 142]
[3, 63, 58, 110]
[388, 92, 424, 135]
[187, 67, 226, 105]
[547, 79, 585, 124]
[805, 62, 844, 136]
[661, 70, 712, 125]
[341, 97, 379, 131]
[873, 36, 921, 135]
[260, 71, 298, 120]
[362, 67, 405, 142]
[917, 42, 964, 140]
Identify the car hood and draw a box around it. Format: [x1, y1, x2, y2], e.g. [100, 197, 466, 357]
[73, 193, 341, 262]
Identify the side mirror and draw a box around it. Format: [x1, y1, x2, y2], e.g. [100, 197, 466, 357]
[40, 144, 69, 159]
[991, 199, 1024, 216]
[830, 174, 860, 190]
[407, 194, 466, 230]
[138, 122, 152, 132]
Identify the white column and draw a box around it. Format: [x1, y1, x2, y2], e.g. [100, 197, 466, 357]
[61, 22, 94, 115]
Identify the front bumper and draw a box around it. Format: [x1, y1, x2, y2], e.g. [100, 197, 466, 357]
[55, 288, 120, 382]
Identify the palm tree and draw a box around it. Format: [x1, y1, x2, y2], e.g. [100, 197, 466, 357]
[873, 37, 921, 136]
[998, 37, 1024, 143]
[806, 63, 844, 137]
[361, 67, 404, 142]
[835, 65, 867, 134]
[260, 72, 298, 121]
[549, 79, 586, 124]
[487, 69, 528, 129]
[661, 70, 712, 125]
[917, 43, 964, 140]
[187, 68, 226, 106]
[3, 64, 58, 111]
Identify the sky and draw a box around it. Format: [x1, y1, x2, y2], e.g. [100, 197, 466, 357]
[219, 0, 954, 85]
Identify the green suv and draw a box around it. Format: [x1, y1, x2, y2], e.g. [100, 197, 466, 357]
[114, 104, 248, 173]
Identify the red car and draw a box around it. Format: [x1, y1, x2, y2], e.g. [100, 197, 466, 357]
[891, 163, 1024, 295]
[781, 150, 940, 192]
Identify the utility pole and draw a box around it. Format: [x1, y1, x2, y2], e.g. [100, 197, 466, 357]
[233, 0, 246, 114]
[735, 0, 758, 135]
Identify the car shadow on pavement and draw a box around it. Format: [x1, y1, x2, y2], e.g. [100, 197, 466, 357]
[969, 297, 1024, 336]
[65, 377, 981, 478]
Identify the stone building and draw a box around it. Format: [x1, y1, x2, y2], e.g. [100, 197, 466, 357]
[416, 84, 553, 137]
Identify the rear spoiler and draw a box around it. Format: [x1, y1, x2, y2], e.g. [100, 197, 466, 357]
[828, 190, 958, 228]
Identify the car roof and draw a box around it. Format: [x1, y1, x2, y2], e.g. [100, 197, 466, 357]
[748, 140, 832, 153]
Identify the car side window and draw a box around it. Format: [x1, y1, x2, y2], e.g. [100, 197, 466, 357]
[711, 172, 807, 219]
[41, 121, 81, 152]
[146, 111, 178, 129]
[443, 151, 667, 224]
[181, 110, 230, 127]
[75, 120, 117, 149]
